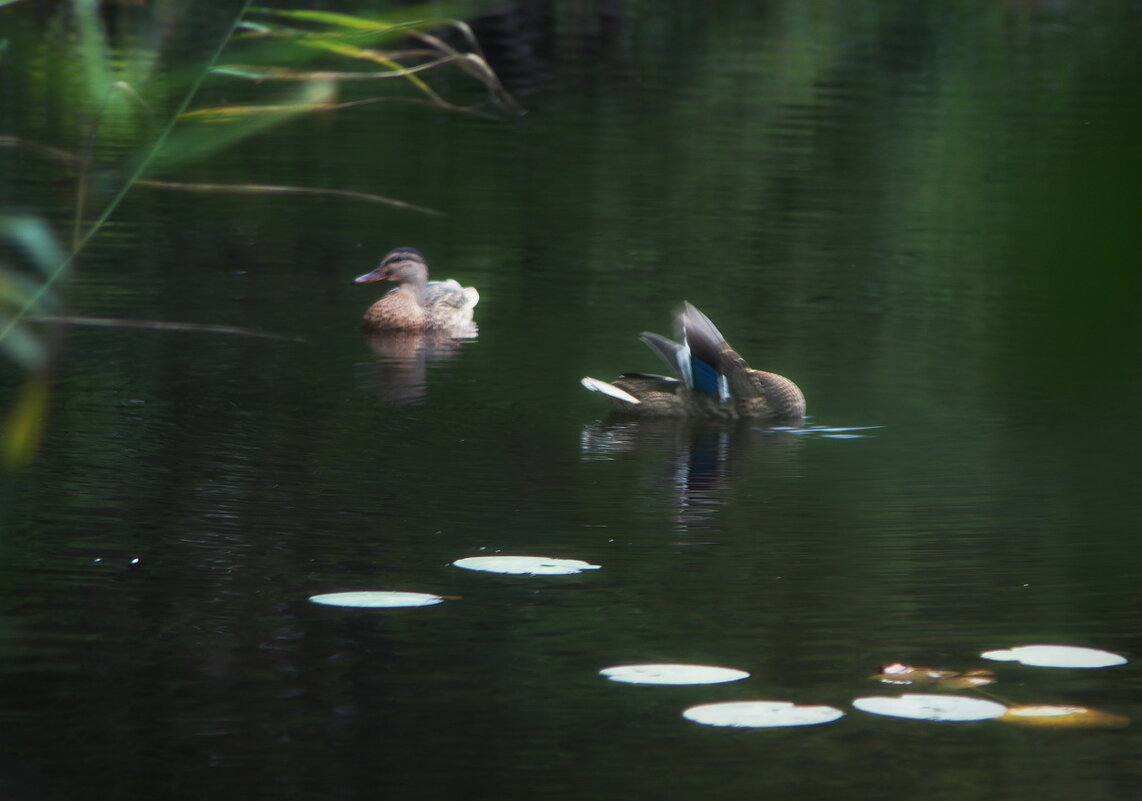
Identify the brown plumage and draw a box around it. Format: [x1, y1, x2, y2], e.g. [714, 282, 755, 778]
[581, 302, 805, 420]
[355, 247, 479, 335]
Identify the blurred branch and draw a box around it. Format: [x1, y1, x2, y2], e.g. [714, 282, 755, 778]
[136, 179, 442, 216]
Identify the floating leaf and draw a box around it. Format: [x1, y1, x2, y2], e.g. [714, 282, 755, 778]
[452, 556, 601, 575]
[873, 663, 996, 689]
[999, 705, 1130, 730]
[599, 664, 749, 686]
[308, 591, 444, 608]
[683, 701, 844, 728]
[852, 694, 1007, 722]
[981, 645, 1127, 669]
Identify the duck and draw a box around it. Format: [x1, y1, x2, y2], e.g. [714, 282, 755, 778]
[355, 247, 479, 334]
[581, 302, 805, 420]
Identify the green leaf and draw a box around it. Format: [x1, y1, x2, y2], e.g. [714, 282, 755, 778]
[0, 318, 46, 370]
[296, 39, 441, 100]
[0, 217, 66, 278]
[247, 7, 399, 32]
[157, 81, 336, 169]
[73, 0, 117, 104]
[2, 370, 49, 469]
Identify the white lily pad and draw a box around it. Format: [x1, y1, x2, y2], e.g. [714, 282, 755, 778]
[599, 664, 750, 686]
[683, 701, 844, 728]
[852, 693, 1007, 722]
[308, 591, 444, 608]
[980, 644, 1127, 669]
[452, 555, 601, 575]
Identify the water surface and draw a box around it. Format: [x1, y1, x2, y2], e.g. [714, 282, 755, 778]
[2, 3, 1141, 800]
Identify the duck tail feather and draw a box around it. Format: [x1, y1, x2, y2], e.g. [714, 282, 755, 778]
[580, 377, 641, 405]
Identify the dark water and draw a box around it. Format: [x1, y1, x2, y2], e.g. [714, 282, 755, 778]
[2, 2, 1142, 799]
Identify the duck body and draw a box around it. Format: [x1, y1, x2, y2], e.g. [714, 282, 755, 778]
[356, 247, 479, 334]
[581, 302, 805, 421]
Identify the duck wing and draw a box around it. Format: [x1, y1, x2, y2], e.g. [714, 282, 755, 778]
[638, 304, 733, 400]
[683, 302, 806, 416]
[639, 331, 686, 378]
[680, 302, 755, 400]
[425, 279, 479, 310]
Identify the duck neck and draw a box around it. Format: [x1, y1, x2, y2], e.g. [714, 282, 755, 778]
[400, 273, 428, 302]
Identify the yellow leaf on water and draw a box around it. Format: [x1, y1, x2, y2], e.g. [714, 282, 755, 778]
[1000, 705, 1130, 729]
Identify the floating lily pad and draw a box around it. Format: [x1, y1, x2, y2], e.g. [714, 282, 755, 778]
[981, 645, 1127, 669]
[599, 664, 750, 686]
[999, 705, 1131, 729]
[308, 591, 444, 608]
[452, 555, 601, 575]
[852, 693, 1007, 722]
[683, 701, 844, 728]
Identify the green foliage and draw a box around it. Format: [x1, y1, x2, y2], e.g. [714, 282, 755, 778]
[0, 216, 64, 468]
[0, 216, 64, 371]
[0, 0, 518, 466]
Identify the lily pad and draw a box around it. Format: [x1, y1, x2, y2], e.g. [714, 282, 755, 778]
[683, 701, 844, 728]
[980, 645, 1127, 669]
[999, 705, 1131, 729]
[852, 693, 1007, 722]
[308, 591, 444, 608]
[599, 664, 750, 686]
[452, 555, 601, 575]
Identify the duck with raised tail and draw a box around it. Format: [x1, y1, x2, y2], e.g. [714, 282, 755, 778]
[581, 302, 805, 420]
[355, 247, 479, 335]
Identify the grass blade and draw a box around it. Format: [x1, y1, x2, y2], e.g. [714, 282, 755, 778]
[247, 7, 400, 31]
[136, 179, 442, 215]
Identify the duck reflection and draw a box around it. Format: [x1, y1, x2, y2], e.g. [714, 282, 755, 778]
[362, 331, 473, 405]
[580, 418, 804, 534]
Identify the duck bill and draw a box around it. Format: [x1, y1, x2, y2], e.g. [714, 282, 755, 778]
[354, 268, 387, 283]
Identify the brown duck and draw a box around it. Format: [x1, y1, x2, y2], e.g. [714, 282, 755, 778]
[581, 302, 805, 420]
[355, 247, 479, 335]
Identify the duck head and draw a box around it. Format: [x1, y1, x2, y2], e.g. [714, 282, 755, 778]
[354, 247, 428, 286]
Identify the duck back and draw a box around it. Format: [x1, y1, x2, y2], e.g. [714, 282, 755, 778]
[422, 280, 479, 330]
